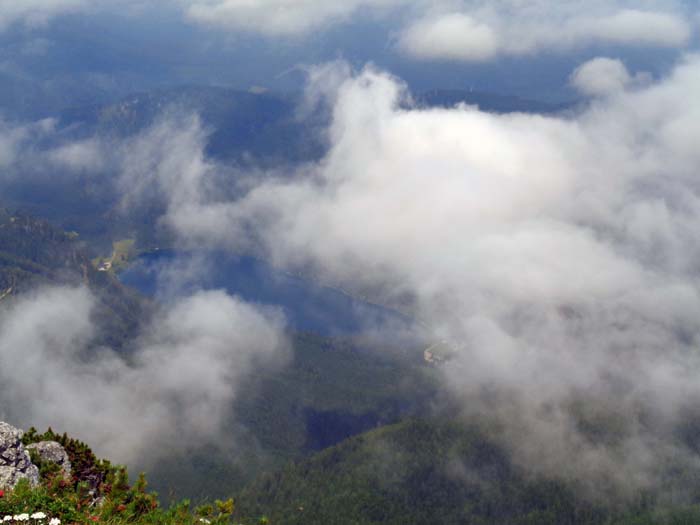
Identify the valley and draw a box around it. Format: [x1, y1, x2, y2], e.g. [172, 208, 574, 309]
[2, 10, 700, 519]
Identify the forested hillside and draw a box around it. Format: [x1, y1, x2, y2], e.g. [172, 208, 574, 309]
[235, 418, 700, 525]
[145, 332, 439, 502]
[0, 209, 149, 347]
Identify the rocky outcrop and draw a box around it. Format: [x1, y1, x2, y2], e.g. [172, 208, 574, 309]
[0, 422, 39, 489]
[26, 441, 72, 480]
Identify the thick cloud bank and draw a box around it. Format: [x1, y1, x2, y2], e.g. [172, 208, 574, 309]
[0, 287, 287, 465]
[143, 55, 700, 495]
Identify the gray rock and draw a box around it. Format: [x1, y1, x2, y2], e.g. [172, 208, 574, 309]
[26, 441, 72, 479]
[0, 422, 39, 489]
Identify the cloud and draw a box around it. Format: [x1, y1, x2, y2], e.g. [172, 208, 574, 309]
[47, 138, 106, 171]
[185, 0, 406, 36]
[116, 112, 211, 212]
[0, 121, 27, 168]
[397, 13, 499, 62]
[587, 8, 691, 47]
[0, 118, 56, 170]
[569, 57, 652, 96]
[1, 0, 694, 68]
[0, 111, 294, 471]
[133, 55, 700, 495]
[398, 2, 694, 62]
[0, 117, 114, 183]
[0, 286, 288, 465]
[0, 0, 171, 31]
[113, 111, 251, 249]
[183, 0, 696, 55]
[0, 0, 88, 30]
[4, 36, 700, 496]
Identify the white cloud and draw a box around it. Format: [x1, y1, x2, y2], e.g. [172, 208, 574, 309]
[2, 6, 699, 487]
[185, 0, 406, 36]
[0, 286, 288, 465]
[0, 117, 115, 181]
[397, 13, 499, 62]
[183, 0, 696, 55]
[2, 49, 698, 494]
[47, 138, 106, 171]
[398, 2, 694, 62]
[139, 56, 700, 493]
[569, 57, 642, 96]
[0, 113, 292, 469]
[587, 8, 691, 47]
[0, 0, 694, 64]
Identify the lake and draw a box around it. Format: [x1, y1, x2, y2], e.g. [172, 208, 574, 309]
[119, 250, 414, 336]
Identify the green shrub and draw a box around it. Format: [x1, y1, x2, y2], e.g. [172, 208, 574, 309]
[1, 428, 238, 525]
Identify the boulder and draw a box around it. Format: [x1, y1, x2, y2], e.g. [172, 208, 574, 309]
[0, 422, 39, 489]
[26, 441, 72, 479]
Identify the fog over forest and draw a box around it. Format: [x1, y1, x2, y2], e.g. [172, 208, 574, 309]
[2, 1, 700, 521]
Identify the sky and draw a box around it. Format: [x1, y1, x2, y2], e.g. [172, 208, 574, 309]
[2, 0, 700, 500]
[0, 0, 698, 117]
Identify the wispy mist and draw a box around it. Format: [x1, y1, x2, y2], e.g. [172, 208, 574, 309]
[4, 42, 700, 500]
[0, 286, 288, 465]
[122, 55, 700, 497]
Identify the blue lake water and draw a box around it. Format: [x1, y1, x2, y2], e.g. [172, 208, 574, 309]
[119, 250, 414, 336]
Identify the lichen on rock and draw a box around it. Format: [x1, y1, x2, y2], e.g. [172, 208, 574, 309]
[0, 422, 40, 489]
[26, 441, 72, 480]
